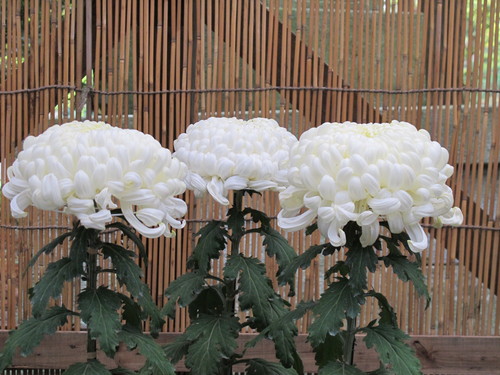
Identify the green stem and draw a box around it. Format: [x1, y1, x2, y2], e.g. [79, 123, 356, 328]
[344, 316, 357, 366]
[86, 245, 98, 361]
[224, 191, 245, 375]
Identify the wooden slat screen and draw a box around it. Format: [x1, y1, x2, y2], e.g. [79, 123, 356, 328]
[1, 0, 499, 340]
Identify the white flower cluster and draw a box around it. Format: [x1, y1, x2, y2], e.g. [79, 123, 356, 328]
[278, 121, 463, 252]
[2, 121, 187, 238]
[173, 117, 298, 205]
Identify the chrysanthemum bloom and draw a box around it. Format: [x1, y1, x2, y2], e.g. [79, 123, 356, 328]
[2, 120, 188, 238]
[278, 121, 463, 252]
[173, 117, 298, 205]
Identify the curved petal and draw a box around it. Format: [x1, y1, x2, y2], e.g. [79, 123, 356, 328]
[433, 206, 463, 228]
[277, 209, 317, 232]
[207, 176, 229, 205]
[9, 190, 32, 218]
[248, 179, 278, 191]
[327, 223, 346, 247]
[78, 209, 112, 231]
[360, 220, 380, 247]
[405, 223, 428, 253]
[122, 202, 167, 238]
[136, 208, 165, 226]
[95, 188, 117, 210]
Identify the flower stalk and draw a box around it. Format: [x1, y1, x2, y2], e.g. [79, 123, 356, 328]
[85, 244, 98, 361]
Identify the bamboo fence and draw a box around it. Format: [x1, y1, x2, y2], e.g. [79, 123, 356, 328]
[0, 0, 499, 357]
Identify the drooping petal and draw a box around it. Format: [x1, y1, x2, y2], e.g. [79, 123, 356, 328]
[405, 223, 428, 253]
[277, 209, 316, 231]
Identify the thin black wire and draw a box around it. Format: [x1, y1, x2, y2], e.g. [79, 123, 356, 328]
[0, 84, 498, 96]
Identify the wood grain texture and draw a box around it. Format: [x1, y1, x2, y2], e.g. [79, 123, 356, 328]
[1, 331, 499, 374]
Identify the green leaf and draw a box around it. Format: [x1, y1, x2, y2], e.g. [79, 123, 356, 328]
[162, 270, 206, 319]
[64, 360, 112, 375]
[31, 257, 80, 316]
[119, 326, 175, 375]
[120, 294, 144, 330]
[183, 314, 240, 375]
[0, 306, 76, 371]
[261, 226, 297, 293]
[363, 324, 422, 375]
[190, 220, 227, 271]
[325, 261, 350, 279]
[308, 278, 362, 347]
[224, 254, 280, 327]
[345, 246, 378, 293]
[78, 286, 122, 357]
[245, 359, 298, 375]
[366, 291, 398, 327]
[106, 221, 148, 265]
[110, 368, 137, 375]
[245, 301, 314, 369]
[318, 362, 365, 375]
[164, 334, 192, 365]
[314, 333, 344, 368]
[68, 226, 92, 274]
[188, 286, 225, 319]
[278, 243, 331, 288]
[382, 254, 430, 305]
[102, 243, 165, 335]
[243, 207, 271, 226]
[27, 230, 73, 269]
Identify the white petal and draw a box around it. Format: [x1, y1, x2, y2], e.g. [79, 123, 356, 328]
[122, 203, 167, 238]
[224, 175, 248, 191]
[65, 197, 95, 214]
[78, 210, 112, 231]
[9, 190, 32, 218]
[360, 220, 380, 247]
[185, 172, 208, 194]
[95, 188, 117, 210]
[74, 170, 94, 198]
[277, 209, 316, 232]
[433, 207, 463, 228]
[405, 223, 428, 252]
[248, 179, 278, 191]
[136, 208, 165, 226]
[207, 177, 229, 205]
[120, 189, 157, 206]
[327, 223, 346, 247]
[368, 196, 401, 214]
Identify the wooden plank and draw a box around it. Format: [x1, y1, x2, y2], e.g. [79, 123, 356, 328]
[1, 331, 499, 374]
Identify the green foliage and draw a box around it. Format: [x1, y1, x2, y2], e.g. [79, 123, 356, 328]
[64, 360, 112, 375]
[119, 326, 175, 375]
[261, 226, 297, 292]
[366, 291, 398, 327]
[382, 253, 430, 305]
[106, 221, 148, 265]
[102, 243, 165, 335]
[27, 231, 73, 269]
[278, 243, 333, 286]
[224, 254, 284, 328]
[162, 270, 207, 318]
[30, 257, 80, 317]
[308, 278, 362, 347]
[245, 359, 298, 375]
[345, 246, 378, 293]
[69, 226, 95, 274]
[189, 220, 228, 271]
[363, 324, 422, 375]
[318, 361, 365, 375]
[188, 286, 225, 319]
[0, 306, 76, 371]
[314, 333, 344, 368]
[181, 314, 240, 375]
[78, 287, 123, 357]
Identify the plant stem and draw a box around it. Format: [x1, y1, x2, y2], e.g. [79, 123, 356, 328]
[344, 316, 357, 366]
[86, 244, 98, 361]
[224, 191, 245, 375]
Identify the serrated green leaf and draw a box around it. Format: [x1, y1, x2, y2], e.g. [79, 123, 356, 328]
[68, 226, 92, 274]
[183, 314, 240, 375]
[64, 360, 112, 375]
[363, 324, 422, 375]
[261, 226, 297, 293]
[224, 254, 280, 327]
[78, 286, 122, 357]
[314, 333, 344, 368]
[188, 286, 225, 319]
[325, 261, 350, 279]
[27, 230, 74, 269]
[102, 243, 165, 335]
[243, 207, 271, 226]
[119, 293, 144, 330]
[308, 278, 361, 347]
[318, 361, 365, 375]
[106, 221, 148, 266]
[366, 291, 398, 327]
[0, 306, 76, 371]
[305, 222, 318, 235]
[278, 243, 330, 288]
[190, 220, 228, 271]
[162, 270, 206, 319]
[245, 359, 298, 375]
[31, 257, 80, 316]
[382, 254, 430, 305]
[164, 334, 193, 364]
[345, 246, 378, 293]
[119, 326, 175, 375]
[110, 367, 137, 375]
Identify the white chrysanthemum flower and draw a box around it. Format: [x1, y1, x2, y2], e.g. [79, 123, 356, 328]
[278, 120, 463, 252]
[173, 117, 298, 205]
[2, 120, 188, 238]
